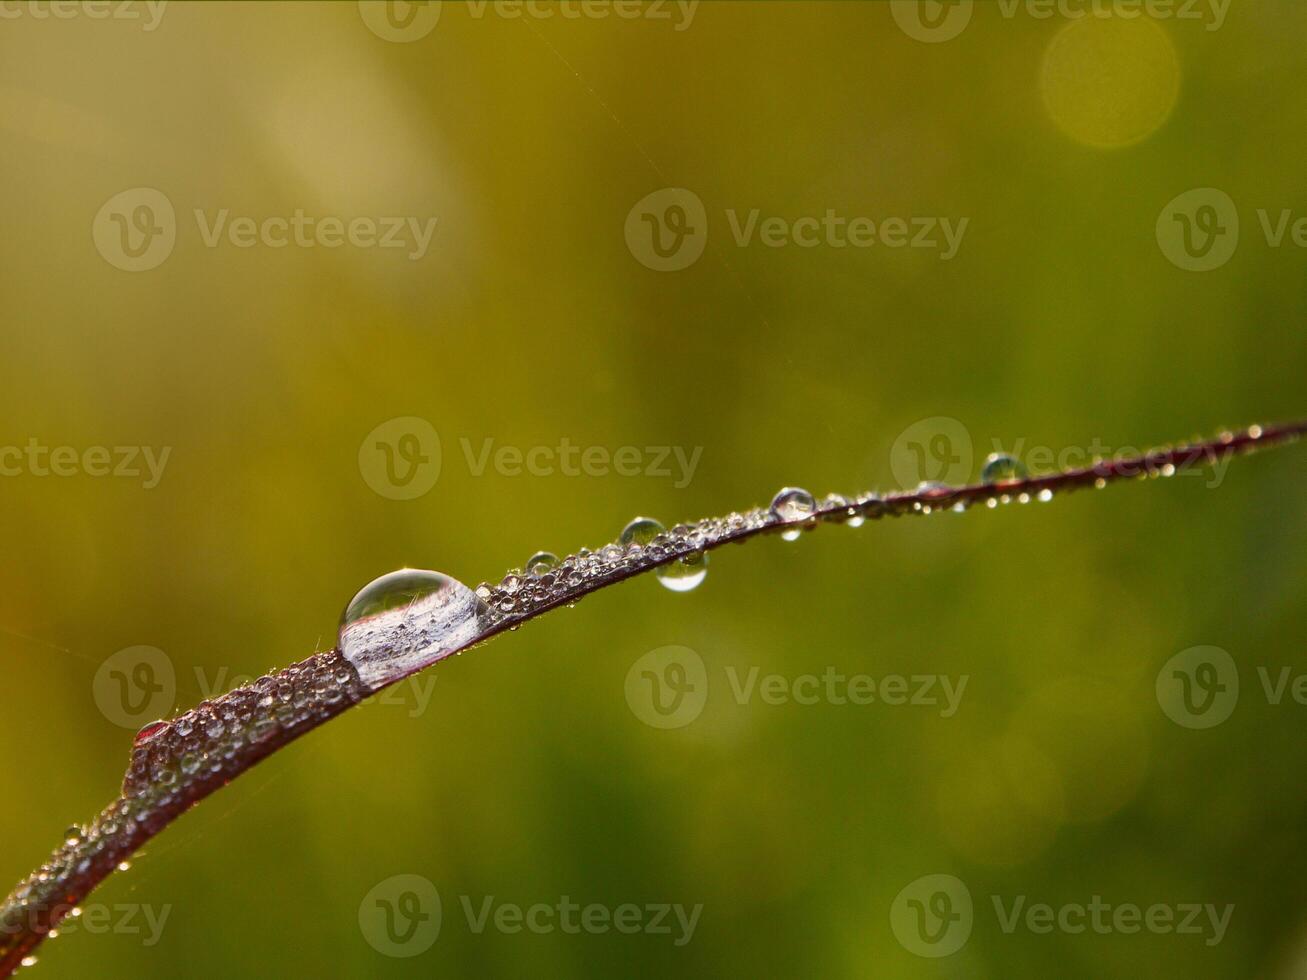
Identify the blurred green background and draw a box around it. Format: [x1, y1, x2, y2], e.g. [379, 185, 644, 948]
[3, 1, 1307, 976]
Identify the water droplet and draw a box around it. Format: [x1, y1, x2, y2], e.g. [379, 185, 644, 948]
[524, 551, 557, 576]
[769, 486, 815, 541]
[657, 551, 708, 592]
[620, 516, 664, 548]
[63, 826, 83, 847]
[620, 516, 707, 591]
[339, 568, 488, 689]
[133, 720, 169, 746]
[1037, 488, 1054, 502]
[20, 956, 36, 968]
[981, 453, 1027, 484]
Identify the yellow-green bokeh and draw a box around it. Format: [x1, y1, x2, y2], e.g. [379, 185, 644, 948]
[2, 2, 1306, 978]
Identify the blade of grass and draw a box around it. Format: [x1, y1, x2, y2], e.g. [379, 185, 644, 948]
[2, 420, 1302, 974]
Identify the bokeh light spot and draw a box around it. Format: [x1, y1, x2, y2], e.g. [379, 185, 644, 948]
[1041, 16, 1181, 148]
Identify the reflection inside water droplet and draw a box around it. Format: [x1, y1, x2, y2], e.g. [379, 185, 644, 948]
[981, 453, 1027, 484]
[620, 516, 663, 548]
[133, 720, 169, 746]
[658, 550, 707, 592]
[338, 568, 488, 690]
[524, 551, 558, 576]
[621, 516, 708, 592]
[769, 487, 815, 541]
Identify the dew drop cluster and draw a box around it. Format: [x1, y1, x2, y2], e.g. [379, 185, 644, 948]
[1, 651, 367, 961]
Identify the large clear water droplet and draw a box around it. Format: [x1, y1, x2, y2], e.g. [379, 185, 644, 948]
[620, 516, 708, 592]
[338, 568, 488, 689]
[619, 516, 663, 548]
[981, 453, 1027, 484]
[524, 551, 558, 576]
[769, 486, 815, 541]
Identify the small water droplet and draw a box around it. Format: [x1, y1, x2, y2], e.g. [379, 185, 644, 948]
[769, 486, 815, 541]
[133, 720, 169, 746]
[1037, 488, 1054, 502]
[339, 568, 488, 689]
[524, 551, 558, 576]
[981, 453, 1027, 484]
[63, 826, 83, 847]
[20, 956, 36, 968]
